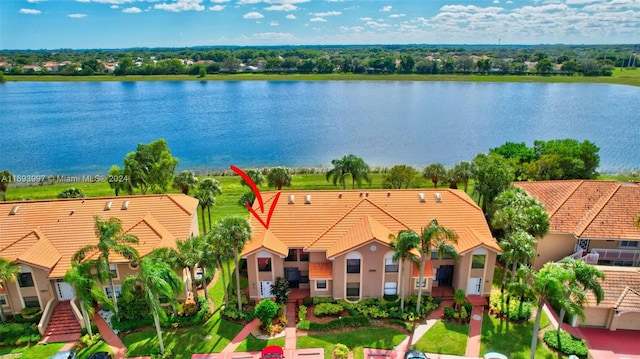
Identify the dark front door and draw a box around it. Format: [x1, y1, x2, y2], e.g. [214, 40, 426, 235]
[285, 267, 300, 288]
[436, 265, 454, 287]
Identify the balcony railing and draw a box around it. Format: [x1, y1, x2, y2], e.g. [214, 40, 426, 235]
[591, 248, 640, 262]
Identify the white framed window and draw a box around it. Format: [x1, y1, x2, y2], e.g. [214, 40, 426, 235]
[109, 264, 118, 278]
[346, 282, 360, 297]
[384, 282, 397, 295]
[619, 241, 639, 248]
[0, 295, 6, 305]
[384, 253, 398, 273]
[346, 252, 361, 274]
[104, 285, 122, 297]
[316, 280, 327, 290]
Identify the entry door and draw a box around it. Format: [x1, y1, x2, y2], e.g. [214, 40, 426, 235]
[56, 282, 75, 300]
[467, 277, 482, 295]
[285, 268, 300, 288]
[260, 281, 273, 298]
[436, 265, 454, 286]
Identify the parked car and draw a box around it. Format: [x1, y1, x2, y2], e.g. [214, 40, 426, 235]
[87, 352, 113, 359]
[483, 353, 508, 359]
[404, 350, 428, 359]
[261, 346, 285, 359]
[50, 351, 77, 359]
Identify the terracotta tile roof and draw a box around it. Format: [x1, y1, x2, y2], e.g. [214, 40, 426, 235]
[241, 230, 289, 258]
[514, 180, 640, 239]
[0, 195, 198, 279]
[309, 262, 333, 279]
[585, 266, 640, 311]
[411, 261, 434, 278]
[243, 190, 498, 257]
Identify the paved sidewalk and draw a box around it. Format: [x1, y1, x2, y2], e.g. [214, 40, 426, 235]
[394, 319, 438, 351]
[93, 309, 127, 359]
[464, 306, 484, 357]
[222, 318, 260, 353]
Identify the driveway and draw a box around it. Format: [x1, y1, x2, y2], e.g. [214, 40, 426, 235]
[578, 328, 640, 359]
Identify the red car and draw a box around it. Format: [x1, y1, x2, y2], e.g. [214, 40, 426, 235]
[261, 346, 285, 359]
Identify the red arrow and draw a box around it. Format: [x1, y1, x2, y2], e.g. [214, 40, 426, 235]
[230, 165, 281, 230]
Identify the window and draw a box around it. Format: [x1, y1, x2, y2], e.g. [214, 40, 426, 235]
[258, 257, 272, 272]
[18, 272, 34, 288]
[0, 295, 6, 305]
[613, 260, 634, 266]
[346, 259, 361, 274]
[104, 286, 122, 298]
[299, 251, 309, 262]
[316, 280, 327, 290]
[285, 249, 298, 262]
[385, 255, 398, 273]
[346, 282, 360, 297]
[109, 264, 118, 278]
[472, 255, 486, 269]
[23, 296, 40, 308]
[384, 282, 397, 295]
[620, 241, 639, 248]
[415, 278, 426, 288]
[300, 271, 309, 284]
[432, 251, 454, 260]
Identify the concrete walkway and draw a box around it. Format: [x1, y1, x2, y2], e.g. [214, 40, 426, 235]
[464, 306, 484, 357]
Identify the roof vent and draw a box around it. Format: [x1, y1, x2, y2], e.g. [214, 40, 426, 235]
[69, 210, 75, 215]
[365, 192, 369, 197]
[434, 193, 442, 202]
[288, 195, 295, 204]
[104, 201, 112, 211]
[387, 191, 391, 197]
[418, 193, 426, 203]
[360, 192, 363, 197]
[304, 194, 311, 204]
[338, 193, 342, 198]
[121, 200, 130, 210]
[9, 206, 19, 215]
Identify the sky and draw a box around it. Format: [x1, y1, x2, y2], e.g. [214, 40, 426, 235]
[1, 0, 639, 50]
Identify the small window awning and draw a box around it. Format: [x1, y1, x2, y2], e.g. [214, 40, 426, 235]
[309, 262, 333, 280]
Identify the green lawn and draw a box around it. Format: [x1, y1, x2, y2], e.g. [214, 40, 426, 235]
[412, 321, 469, 356]
[77, 341, 114, 358]
[0, 342, 65, 357]
[480, 311, 560, 359]
[122, 263, 244, 359]
[234, 335, 285, 352]
[297, 327, 406, 359]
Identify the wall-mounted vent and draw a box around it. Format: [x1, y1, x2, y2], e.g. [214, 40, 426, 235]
[305, 194, 312, 204]
[434, 193, 442, 203]
[121, 200, 130, 210]
[104, 201, 112, 211]
[288, 195, 295, 204]
[9, 206, 19, 215]
[418, 193, 426, 203]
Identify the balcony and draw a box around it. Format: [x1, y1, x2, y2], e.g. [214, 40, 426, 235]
[590, 248, 640, 262]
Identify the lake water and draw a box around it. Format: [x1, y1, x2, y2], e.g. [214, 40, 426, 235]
[0, 80, 638, 176]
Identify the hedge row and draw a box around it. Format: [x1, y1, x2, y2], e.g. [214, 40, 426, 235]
[543, 330, 589, 356]
[297, 316, 370, 331]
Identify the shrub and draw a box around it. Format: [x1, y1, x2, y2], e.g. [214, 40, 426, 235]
[297, 316, 370, 331]
[463, 301, 472, 315]
[383, 294, 398, 302]
[254, 299, 279, 326]
[80, 323, 99, 336]
[271, 277, 291, 305]
[543, 330, 588, 356]
[489, 292, 533, 321]
[169, 296, 211, 327]
[333, 344, 349, 359]
[443, 306, 455, 320]
[302, 296, 314, 307]
[0, 323, 41, 346]
[21, 307, 41, 316]
[460, 306, 468, 320]
[222, 306, 250, 322]
[298, 305, 307, 322]
[151, 348, 174, 359]
[314, 303, 344, 317]
[116, 291, 150, 321]
[180, 302, 199, 317]
[313, 297, 336, 305]
[76, 333, 102, 349]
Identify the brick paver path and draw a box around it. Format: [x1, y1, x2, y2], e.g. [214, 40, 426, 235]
[222, 318, 260, 353]
[464, 306, 484, 357]
[93, 308, 128, 359]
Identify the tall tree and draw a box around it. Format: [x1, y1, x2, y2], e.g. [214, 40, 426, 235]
[451, 161, 477, 193]
[108, 165, 130, 196]
[422, 163, 447, 189]
[0, 170, 14, 201]
[416, 220, 458, 313]
[239, 169, 265, 188]
[491, 187, 550, 240]
[267, 167, 292, 190]
[473, 153, 515, 212]
[0, 257, 19, 323]
[173, 171, 198, 195]
[121, 257, 183, 355]
[389, 229, 419, 313]
[346, 155, 372, 189]
[382, 165, 417, 189]
[72, 215, 139, 315]
[197, 178, 222, 232]
[114, 138, 179, 195]
[208, 227, 234, 306]
[63, 262, 113, 336]
[217, 217, 252, 311]
[176, 236, 205, 309]
[556, 259, 604, 335]
[326, 155, 371, 190]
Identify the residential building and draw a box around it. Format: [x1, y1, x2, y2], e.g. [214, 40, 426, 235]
[241, 190, 501, 301]
[0, 195, 199, 318]
[582, 266, 640, 331]
[513, 180, 640, 269]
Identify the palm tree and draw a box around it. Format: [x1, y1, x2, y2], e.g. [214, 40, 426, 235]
[239, 169, 265, 188]
[0, 257, 19, 323]
[208, 226, 234, 306]
[556, 258, 604, 335]
[390, 229, 419, 313]
[121, 256, 183, 355]
[173, 171, 198, 195]
[0, 170, 14, 201]
[326, 156, 349, 189]
[416, 219, 457, 313]
[176, 235, 205, 309]
[72, 215, 140, 315]
[491, 187, 550, 239]
[454, 289, 466, 312]
[195, 190, 214, 233]
[217, 216, 252, 311]
[422, 163, 447, 188]
[196, 178, 222, 233]
[63, 262, 113, 336]
[345, 155, 371, 189]
[504, 231, 536, 284]
[451, 161, 477, 193]
[267, 167, 292, 190]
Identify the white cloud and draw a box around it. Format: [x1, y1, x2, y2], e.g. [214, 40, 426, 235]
[265, 4, 297, 11]
[565, 0, 599, 4]
[381, 5, 392, 12]
[271, 21, 279, 25]
[209, 4, 225, 10]
[211, 0, 230, 2]
[310, 16, 327, 22]
[19, 8, 41, 14]
[26, 0, 46, 3]
[251, 32, 296, 42]
[493, 0, 499, 3]
[110, 5, 119, 8]
[285, 14, 296, 19]
[314, 11, 341, 16]
[123, 6, 142, 13]
[243, 11, 264, 18]
[359, 17, 372, 21]
[76, 0, 91, 2]
[366, 20, 390, 28]
[84, 0, 134, 3]
[389, 13, 405, 18]
[68, 13, 87, 18]
[440, 5, 504, 13]
[155, 0, 205, 12]
[237, 0, 261, 4]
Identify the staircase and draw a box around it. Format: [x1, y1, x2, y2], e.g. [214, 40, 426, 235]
[41, 300, 82, 343]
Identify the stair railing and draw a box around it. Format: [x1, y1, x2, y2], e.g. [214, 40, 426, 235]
[37, 297, 58, 336]
[69, 297, 85, 329]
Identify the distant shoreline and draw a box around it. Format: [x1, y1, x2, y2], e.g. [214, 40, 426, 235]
[4, 73, 640, 87]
